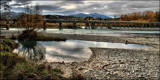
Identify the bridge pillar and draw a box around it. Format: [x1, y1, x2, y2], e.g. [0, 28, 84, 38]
[85, 22, 90, 29]
[6, 24, 9, 30]
[91, 22, 96, 29]
[142, 23, 144, 27]
[102, 23, 105, 27]
[6, 21, 10, 30]
[59, 22, 63, 30]
[73, 22, 77, 29]
[108, 23, 112, 29]
[131, 23, 133, 27]
[43, 22, 47, 30]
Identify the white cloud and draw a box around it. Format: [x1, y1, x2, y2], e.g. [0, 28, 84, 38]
[61, 4, 77, 10]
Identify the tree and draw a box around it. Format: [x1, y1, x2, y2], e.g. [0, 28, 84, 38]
[16, 14, 44, 31]
[120, 10, 157, 22]
[14, 4, 45, 41]
[15, 4, 44, 31]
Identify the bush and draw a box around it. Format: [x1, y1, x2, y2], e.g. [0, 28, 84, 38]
[18, 29, 37, 41]
[18, 30, 66, 41]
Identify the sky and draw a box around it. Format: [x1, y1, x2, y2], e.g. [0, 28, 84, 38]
[1, 0, 160, 17]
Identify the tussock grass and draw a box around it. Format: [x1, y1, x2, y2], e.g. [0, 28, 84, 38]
[1, 38, 89, 80]
[0, 38, 65, 80]
[0, 51, 65, 80]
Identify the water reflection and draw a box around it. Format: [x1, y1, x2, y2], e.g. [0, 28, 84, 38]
[39, 41, 92, 62]
[14, 40, 152, 63]
[15, 41, 46, 61]
[38, 40, 151, 62]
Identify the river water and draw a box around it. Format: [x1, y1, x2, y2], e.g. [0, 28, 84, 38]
[3, 27, 159, 37]
[9, 27, 157, 62]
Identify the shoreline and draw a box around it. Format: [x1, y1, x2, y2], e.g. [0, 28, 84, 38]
[1, 30, 160, 79]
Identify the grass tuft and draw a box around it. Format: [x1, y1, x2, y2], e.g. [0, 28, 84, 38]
[0, 38, 66, 80]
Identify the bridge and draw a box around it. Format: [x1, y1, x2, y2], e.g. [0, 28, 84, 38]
[45, 19, 160, 30]
[1, 19, 160, 30]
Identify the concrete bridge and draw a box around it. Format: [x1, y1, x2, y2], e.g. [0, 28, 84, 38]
[45, 19, 160, 30]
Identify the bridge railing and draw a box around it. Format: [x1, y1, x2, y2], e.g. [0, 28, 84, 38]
[45, 19, 160, 24]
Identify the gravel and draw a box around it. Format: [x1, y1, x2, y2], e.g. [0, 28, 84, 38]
[1, 30, 160, 79]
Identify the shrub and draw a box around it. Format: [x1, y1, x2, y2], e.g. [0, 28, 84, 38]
[18, 29, 66, 41]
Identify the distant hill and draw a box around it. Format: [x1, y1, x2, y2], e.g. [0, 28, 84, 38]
[0, 12, 22, 19]
[43, 15, 84, 20]
[69, 13, 111, 19]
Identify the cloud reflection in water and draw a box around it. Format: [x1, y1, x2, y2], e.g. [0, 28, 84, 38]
[38, 39, 151, 62]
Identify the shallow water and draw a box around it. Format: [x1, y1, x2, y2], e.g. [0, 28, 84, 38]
[14, 40, 152, 62]
[40, 28, 160, 34]
[2, 28, 159, 37]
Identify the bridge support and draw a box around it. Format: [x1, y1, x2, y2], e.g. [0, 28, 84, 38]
[6, 24, 9, 30]
[102, 23, 105, 27]
[43, 22, 47, 30]
[59, 22, 63, 30]
[6, 21, 10, 30]
[91, 22, 96, 29]
[85, 22, 90, 29]
[73, 22, 77, 29]
[108, 23, 112, 29]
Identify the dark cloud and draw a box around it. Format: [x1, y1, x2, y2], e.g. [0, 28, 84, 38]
[0, 0, 12, 5]
[10, 3, 30, 6]
[14, 0, 32, 3]
[38, 5, 61, 11]
[60, 1, 84, 4]
[126, 1, 158, 8]
[103, 1, 159, 16]
[7, 0, 159, 17]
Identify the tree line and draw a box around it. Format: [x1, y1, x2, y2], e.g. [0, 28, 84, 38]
[120, 11, 160, 22]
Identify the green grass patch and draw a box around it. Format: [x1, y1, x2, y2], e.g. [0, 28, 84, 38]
[0, 38, 19, 51]
[0, 38, 66, 80]
[0, 51, 65, 80]
[0, 38, 88, 80]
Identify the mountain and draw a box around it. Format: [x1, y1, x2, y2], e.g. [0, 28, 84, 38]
[69, 13, 89, 18]
[69, 13, 111, 18]
[0, 12, 22, 19]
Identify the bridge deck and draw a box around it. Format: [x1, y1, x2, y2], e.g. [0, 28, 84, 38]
[45, 19, 160, 24]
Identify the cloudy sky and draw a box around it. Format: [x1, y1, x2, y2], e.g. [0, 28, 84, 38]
[3, 0, 160, 17]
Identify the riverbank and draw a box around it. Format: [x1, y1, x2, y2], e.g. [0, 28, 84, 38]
[1, 30, 160, 79]
[0, 38, 67, 80]
[40, 32, 159, 49]
[40, 32, 159, 79]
